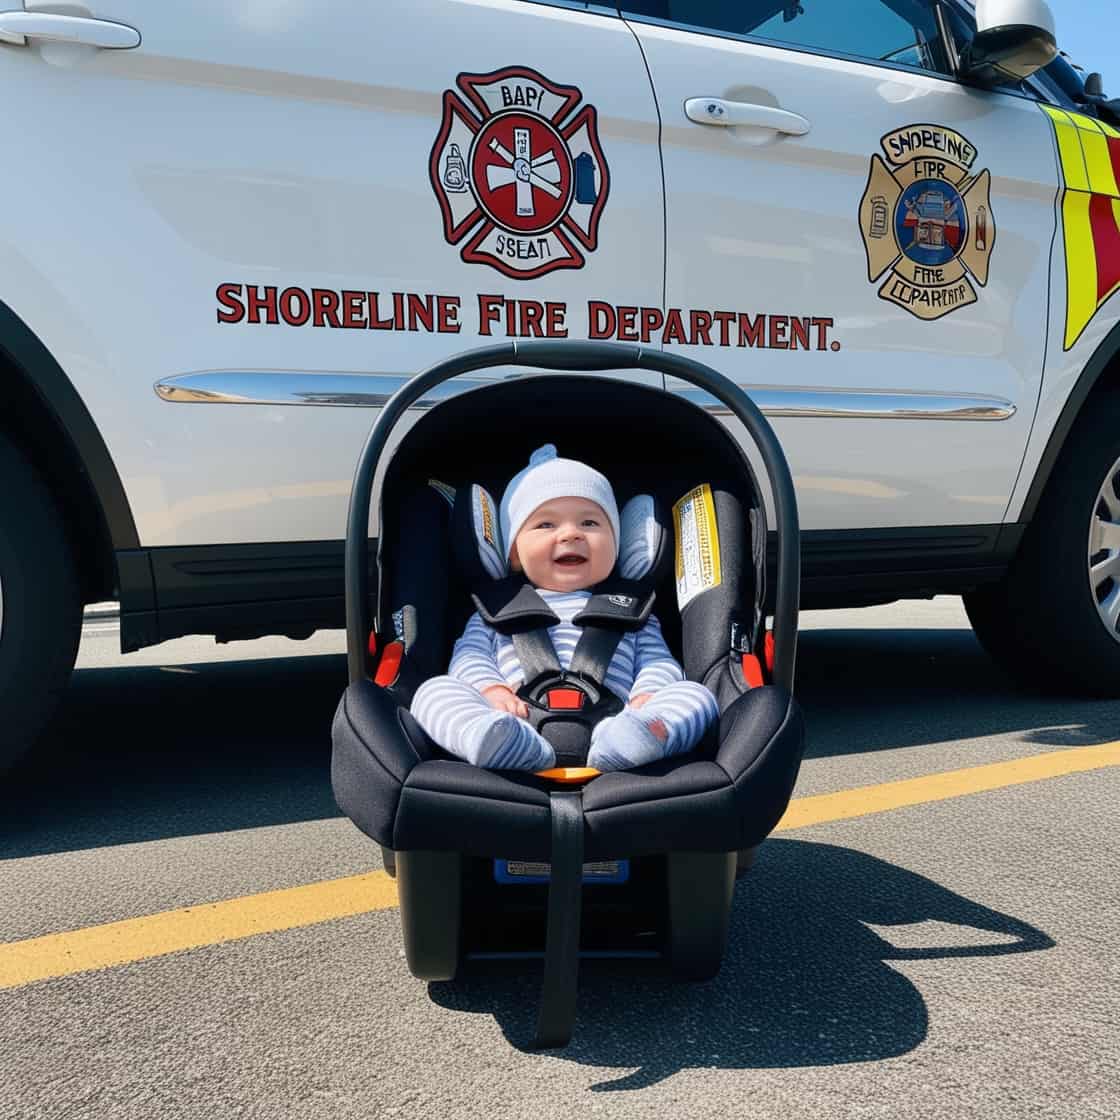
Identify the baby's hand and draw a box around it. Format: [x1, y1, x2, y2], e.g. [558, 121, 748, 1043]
[628, 692, 654, 710]
[482, 684, 529, 718]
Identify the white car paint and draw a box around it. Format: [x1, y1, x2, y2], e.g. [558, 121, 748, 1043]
[628, 19, 1057, 529]
[1, 0, 1114, 549]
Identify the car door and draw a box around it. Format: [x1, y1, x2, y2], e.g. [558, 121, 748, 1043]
[617, 0, 1058, 533]
[7, 0, 663, 550]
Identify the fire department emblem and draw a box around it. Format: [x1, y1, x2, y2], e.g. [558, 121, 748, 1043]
[859, 124, 995, 320]
[430, 66, 610, 280]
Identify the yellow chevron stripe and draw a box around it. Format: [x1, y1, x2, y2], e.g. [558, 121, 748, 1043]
[1071, 111, 1104, 133]
[1081, 129, 1120, 198]
[1061, 188, 1101, 350]
[1044, 105, 1091, 191]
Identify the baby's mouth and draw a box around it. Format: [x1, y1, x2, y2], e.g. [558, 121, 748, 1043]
[553, 554, 587, 567]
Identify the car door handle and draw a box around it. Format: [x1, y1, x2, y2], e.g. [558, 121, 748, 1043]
[684, 98, 810, 135]
[0, 11, 140, 49]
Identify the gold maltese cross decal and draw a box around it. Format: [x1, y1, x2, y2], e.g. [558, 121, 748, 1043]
[429, 66, 610, 280]
[859, 124, 995, 320]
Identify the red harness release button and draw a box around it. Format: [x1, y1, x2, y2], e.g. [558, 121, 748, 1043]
[546, 688, 585, 710]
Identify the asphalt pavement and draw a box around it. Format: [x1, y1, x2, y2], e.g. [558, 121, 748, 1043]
[1, 599, 1117, 1119]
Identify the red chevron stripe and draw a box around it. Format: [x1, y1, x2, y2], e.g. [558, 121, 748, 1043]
[1089, 191, 1120, 303]
[1109, 135, 1120, 191]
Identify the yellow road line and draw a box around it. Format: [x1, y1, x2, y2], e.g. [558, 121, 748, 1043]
[3, 742, 1119, 990]
[0, 872, 399, 991]
[775, 741, 1120, 831]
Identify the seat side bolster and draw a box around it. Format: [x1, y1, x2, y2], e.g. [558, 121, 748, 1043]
[714, 685, 806, 848]
[330, 680, 425, 848]
[344, 679, 425, 782]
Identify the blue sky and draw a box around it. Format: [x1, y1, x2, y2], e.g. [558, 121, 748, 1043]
[1053, 1, 1118, 89]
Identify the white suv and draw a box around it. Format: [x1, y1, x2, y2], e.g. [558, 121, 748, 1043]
[3, 0, 1119, 768]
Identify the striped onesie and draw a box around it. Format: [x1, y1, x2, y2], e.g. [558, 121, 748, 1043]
[410, 588, 718, 771]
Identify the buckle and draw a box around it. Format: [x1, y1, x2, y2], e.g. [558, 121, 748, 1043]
[546, 687, 584, 710]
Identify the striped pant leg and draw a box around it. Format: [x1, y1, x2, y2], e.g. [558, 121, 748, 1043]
[410, 676, 555, 770]
[588, 681, 719, 771]
[632, 681, 720, 754]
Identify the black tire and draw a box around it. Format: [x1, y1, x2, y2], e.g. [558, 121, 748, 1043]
[0, 434, 82, 772]
[964, 392, 1120, 695]
[396, 850, 462, 981]
[666, 851, 736, 981]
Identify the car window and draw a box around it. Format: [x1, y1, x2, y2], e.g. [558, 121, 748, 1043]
[620, 1, 952, 75]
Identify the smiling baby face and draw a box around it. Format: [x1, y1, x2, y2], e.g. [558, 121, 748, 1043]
[509, 496, 616, 591]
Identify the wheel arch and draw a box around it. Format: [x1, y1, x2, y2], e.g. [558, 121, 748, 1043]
[0, 298, 139, 603]
[1020, 318, 1120, 523]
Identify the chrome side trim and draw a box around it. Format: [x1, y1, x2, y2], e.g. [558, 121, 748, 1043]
[676, 387, 1016, 421]
[155, 371, 1017, 421]
[154, 371, 489, 410]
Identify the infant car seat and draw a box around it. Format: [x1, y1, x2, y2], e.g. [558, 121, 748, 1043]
[331, 341, 807, 1048]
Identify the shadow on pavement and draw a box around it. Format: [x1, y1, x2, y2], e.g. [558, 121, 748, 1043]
[797, 627, 1120, 757]
[1, 653, 349, 860]
[5, 622, 1119, 858]
[428, 838, 1055, 1085]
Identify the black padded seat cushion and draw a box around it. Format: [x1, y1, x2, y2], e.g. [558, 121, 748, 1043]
[332, 678, 804, 861]
[395, 761, 553, 859]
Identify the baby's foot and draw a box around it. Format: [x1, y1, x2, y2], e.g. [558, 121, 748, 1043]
[465, 711, 556, 770]
[587, 710, 670, 772]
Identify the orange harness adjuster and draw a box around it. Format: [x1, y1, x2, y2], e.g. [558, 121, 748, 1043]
[535, 766, 601, 784]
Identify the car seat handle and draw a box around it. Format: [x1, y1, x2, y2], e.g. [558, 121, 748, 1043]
[345, 341, 800, 692]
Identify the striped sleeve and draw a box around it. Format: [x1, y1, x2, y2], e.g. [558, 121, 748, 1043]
[448, 612, 507, 692]
[629, 613, 685, 697]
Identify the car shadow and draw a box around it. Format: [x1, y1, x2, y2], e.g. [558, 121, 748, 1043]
[1, 652, 349, 860]
[796, 626, 1120, 757]
[427, 838, 1055, 1086]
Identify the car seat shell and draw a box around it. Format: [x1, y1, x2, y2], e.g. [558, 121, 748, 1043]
[330, 340, 806, 1049]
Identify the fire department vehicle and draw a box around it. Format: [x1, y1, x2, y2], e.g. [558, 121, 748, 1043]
[3, 0, 1119, 769]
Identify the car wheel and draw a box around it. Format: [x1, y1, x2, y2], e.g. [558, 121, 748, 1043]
[964, 392, 1120, 695]
[0, 433, 82, 771]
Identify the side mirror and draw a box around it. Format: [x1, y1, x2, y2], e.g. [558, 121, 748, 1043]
[1077, 72, 1120, 129]
[960, 0, 1058, 86]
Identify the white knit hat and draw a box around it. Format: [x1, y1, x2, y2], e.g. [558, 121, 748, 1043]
[500, 444, 620, 561]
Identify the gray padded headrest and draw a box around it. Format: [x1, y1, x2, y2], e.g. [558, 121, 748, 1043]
[465, 484, 663, 582]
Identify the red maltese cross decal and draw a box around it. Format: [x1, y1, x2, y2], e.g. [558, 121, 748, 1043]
[430, 66, 610, 280]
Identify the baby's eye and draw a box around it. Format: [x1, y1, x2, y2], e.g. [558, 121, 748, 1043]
[582, 519, 600, 527]
[533, 520, 554, 530]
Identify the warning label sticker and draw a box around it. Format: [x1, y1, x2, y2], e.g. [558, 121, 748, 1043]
[673, 484, 722, 610]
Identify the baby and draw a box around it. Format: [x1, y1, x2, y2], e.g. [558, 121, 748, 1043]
[410, 445, 719, 772]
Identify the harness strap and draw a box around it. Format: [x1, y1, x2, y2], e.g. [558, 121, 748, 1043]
[472, 578, 559, 631]
[534, 790, 584, 1049]
[567, 624, 626, 688]
[570, 584, 655, 630]
[510, 628, 563, 689]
